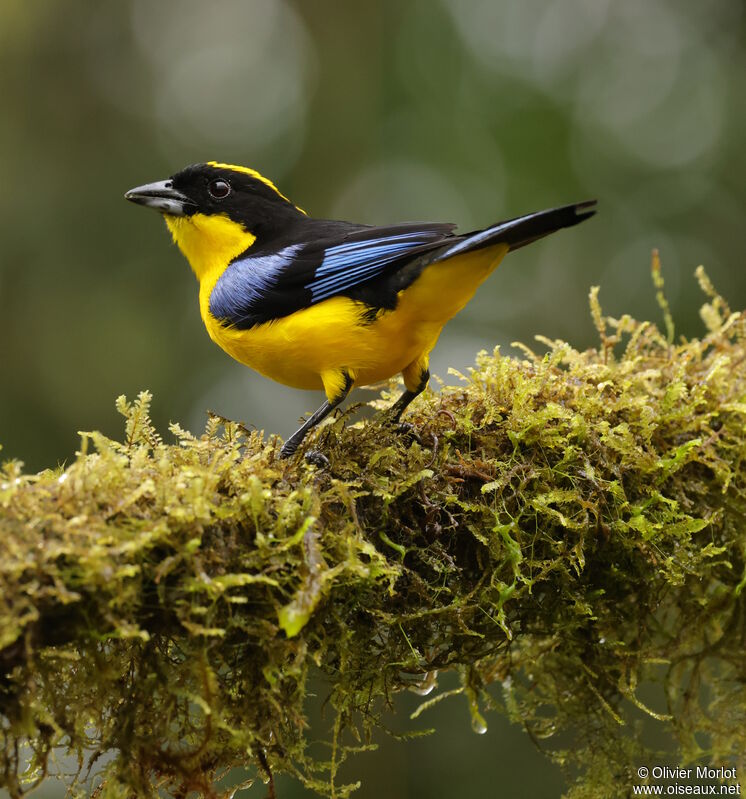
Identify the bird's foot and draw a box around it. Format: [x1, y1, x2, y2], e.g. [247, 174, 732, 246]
[279, 438, 330, 468]
[304, 449, 330, 468]
[279, 440, 299, 459]
[390, 420, 422, 445]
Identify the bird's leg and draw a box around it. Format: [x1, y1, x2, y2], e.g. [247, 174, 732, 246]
[280, 402, 337, 458]
[280, 372, 353, 459]
[388, 387, 423, 424]
[388, 366, 430, 424]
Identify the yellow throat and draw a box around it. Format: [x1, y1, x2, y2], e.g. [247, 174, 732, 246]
[164, 213, 256, 283]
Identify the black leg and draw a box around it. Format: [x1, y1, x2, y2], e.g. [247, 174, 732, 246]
[388, 369, 430, 423]
[280, 373, 352, 458]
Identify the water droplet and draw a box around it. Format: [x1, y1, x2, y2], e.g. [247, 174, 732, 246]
[471, 711, 488, 735]
[468, 692, 488, 734]
[410, 670, 439, 696]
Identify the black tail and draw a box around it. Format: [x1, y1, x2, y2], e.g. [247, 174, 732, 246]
[501, 200, 597, 251]
[435, 200, 597, 261]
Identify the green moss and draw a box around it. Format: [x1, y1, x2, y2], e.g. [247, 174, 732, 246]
[1, 265, 745, 797]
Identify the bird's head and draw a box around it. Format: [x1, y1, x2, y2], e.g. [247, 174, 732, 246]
[125, 162, 304, 280]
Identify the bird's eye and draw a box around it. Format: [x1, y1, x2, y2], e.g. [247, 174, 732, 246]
[208, 179, 231, 199]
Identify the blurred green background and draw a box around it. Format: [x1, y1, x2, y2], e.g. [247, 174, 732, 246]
[1, 0, 744, 796]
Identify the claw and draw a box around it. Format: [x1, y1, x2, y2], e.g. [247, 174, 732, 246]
[394, 421, 422, 445]
[304, 449, 330, 468]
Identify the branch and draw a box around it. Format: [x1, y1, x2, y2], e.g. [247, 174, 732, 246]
[1, 267, 745, 798]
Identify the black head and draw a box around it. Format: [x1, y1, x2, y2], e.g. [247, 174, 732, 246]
[125, 161, 304, 236]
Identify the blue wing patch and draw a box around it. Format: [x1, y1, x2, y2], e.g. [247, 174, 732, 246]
[209, 244, 302, 326]
[307, 231, 446, 302]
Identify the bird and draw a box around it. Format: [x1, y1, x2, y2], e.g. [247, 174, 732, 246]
[125, 162, 596, 459]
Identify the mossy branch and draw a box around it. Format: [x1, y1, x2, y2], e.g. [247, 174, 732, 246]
[2, 265, 746, 798]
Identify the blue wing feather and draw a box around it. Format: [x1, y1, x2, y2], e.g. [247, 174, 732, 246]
[307, 231, 449, 301]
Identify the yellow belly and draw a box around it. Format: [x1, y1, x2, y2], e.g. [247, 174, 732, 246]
[199, 243, 509, 391]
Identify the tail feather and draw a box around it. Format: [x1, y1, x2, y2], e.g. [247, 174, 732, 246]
[435, 200, 597, 261]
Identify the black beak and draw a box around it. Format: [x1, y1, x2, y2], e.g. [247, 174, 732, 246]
[124, 179, 195, 217]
